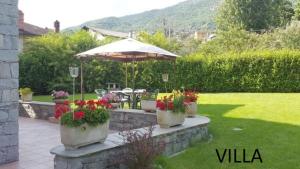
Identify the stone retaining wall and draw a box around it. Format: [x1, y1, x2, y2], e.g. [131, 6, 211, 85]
[0, 0, 19, 164]
[19, 101, 157, 130]
[19, 101, 55, 120]
[51, 116, 210, 169]
[110, 109, 157, 131]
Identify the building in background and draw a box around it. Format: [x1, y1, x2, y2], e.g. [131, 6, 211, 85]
[18, 10, 60, 52]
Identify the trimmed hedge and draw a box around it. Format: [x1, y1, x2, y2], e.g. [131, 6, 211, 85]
[133, 50, 300, 92]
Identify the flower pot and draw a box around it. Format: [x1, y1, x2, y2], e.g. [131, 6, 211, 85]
[157, 110, 185, 128]
[185, 102, 197, 117]
[21, 93, 33, 102]
[110, 103, 120, 109]
[60, 121, 109, 150]
[141, 100, 156, 112]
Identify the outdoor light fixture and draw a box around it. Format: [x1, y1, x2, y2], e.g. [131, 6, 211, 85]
[69, 66, 79, 102]
[162, 73, 169, 93]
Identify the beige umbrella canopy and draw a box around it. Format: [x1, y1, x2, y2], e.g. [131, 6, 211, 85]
[76, 38, 178, 61]
[76, 38, 179, 108]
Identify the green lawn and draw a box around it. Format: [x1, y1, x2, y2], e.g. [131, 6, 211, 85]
[34, 93, 300, 168]
[161, 93, 300, 169]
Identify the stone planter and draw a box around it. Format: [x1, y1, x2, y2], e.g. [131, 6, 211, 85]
[110, 103, 120, 109]
[141, 100, 156, 112]
[157, 109, 185, 128]
[21, 93, 33, 102]
[185, 102, 197, 117]
[60, 121, 109, 150]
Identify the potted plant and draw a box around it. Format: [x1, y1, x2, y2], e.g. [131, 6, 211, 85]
[184, 91, 198, 117]
[141, 92, 157, 112]
[55, 99, 111, 149]
[19, 87, 33, 102]
[102, 93, 121, 109]
[156, 91, 186, 128]
[48, 90, 70, 123]
[52, 90, 69, 104]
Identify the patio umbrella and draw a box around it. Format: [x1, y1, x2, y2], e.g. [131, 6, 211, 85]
[76, 38, 179, 108]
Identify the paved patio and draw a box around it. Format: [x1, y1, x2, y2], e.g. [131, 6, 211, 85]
[1, 117, 59, 169]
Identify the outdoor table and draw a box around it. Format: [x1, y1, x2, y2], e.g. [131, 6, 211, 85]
[110, 89, 146, 108]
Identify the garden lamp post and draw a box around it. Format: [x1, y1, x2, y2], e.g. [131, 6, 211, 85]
[69, 66, 79, 103]
[162, 73, 169, 93]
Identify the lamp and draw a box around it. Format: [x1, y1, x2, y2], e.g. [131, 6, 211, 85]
[69, 66, 79, 102]
[162, 73, 169, 93]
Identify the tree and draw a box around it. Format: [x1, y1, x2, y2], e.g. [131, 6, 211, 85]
[19, 31, 99, 94]
[137, 31, 181, 53]
[216, 0, 294, 32]
[294, 0, 300, 20]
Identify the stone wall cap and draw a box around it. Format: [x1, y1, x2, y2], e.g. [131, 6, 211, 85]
[19, 100, 55, 106]
[112, 109, 156, 116]
[50, 116, 210, 158]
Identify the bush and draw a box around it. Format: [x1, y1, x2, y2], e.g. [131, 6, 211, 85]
[135, 50, 300, 92]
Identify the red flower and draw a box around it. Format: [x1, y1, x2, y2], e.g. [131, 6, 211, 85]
[63, 100, 69, 105]
[54, 104, 70, 119]
[96, 99, 108, 106]
[156, 100, 166, 110]
[87, 100, 95, 105]
[168, 101, 174, 110]
[75, 100, 86, 107]
[106, 103, 113, 109]
[74, 111, 85, 120]
[88, 104, 96, 111]
[54, 110, 62, 119]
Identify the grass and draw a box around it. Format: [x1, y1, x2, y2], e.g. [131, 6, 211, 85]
[34, 93, 300, 168]
[160, 93, 300, 169]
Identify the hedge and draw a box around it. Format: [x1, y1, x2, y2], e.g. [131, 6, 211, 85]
[132, 50, 300, 92]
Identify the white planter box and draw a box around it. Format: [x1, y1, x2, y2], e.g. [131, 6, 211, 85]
[141, 100, 156, 112]
[157, 110, 185, 128]
[21, 93, 33, 102]
[185, 102, 198, 117]
[60, 121, 109, 150]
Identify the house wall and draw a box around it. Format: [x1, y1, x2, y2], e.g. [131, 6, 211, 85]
[0, 0, 19, 164]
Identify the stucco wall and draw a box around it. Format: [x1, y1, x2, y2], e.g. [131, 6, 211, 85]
[0, 0, 19, 164]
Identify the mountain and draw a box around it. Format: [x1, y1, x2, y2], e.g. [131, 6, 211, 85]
[65, 0, 222, 33]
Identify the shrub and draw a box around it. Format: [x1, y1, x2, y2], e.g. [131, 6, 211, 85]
[120, 126, 165, 169]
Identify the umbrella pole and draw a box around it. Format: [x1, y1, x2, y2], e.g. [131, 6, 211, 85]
[80, 60, 84, 100]
[132, 59, 136, 109]
[125, 62, 128, 88]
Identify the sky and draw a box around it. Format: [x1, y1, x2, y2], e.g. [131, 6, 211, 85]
[18, 0, 187, 30]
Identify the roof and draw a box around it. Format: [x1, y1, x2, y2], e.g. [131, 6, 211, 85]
[83, 26, 129, 39]
[19, 23, 51, 36]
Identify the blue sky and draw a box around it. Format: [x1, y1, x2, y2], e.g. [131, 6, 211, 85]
[19, 0, 186, 29]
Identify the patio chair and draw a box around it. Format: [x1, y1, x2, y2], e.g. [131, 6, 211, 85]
[95, 89, 107, 99]
[115, 92, 131, 109]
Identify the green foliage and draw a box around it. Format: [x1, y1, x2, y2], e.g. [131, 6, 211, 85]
[60, 106, 110, 128]
[293, 0, 300, 20]
[20, 31, 98, 94]
[135, 50, 300, 92]
[138, 31, 181, 53]
[216, 0, 294, 31]
[19, 87, 33, 95]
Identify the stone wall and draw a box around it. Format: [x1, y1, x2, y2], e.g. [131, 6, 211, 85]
[110, 109, 157, 131]
[19, 101, 55, 120]
[0, 0, 19, 164]
[18, 102, 157, 130]
[51, 116, 210, 169]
